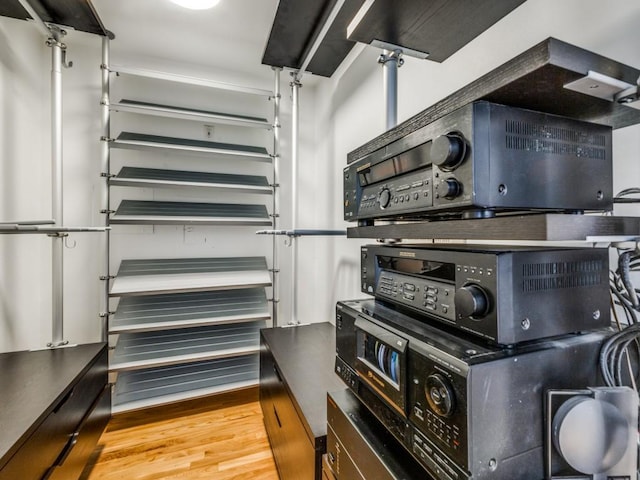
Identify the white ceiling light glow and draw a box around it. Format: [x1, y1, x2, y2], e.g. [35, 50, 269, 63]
[169, 0, 221, 10]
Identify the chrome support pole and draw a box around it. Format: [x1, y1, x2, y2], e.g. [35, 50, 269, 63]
[271, 67, 281, 327]
[100, 36, 111, 342]
[48, 32, 67, 347]
[378, 49, 403, 130]
[290, 75, 301, 325]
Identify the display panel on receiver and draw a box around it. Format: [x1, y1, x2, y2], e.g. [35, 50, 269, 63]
[344, 101, 612, 222]
[361, 244, 610, 345]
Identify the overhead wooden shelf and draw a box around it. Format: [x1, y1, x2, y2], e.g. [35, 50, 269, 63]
[110, 167, 272, 194]
[111, 355, 259, 413]
[262, 0, 365, 77]
[110, 99, 271, 129]
[262, 0, 528, 77]
[347, 0, 526, 62]
[0, 0, 109, 37]
[110, 322, 267, 372]
[110, 132, 272, 162]
[348, 37, 640, 162]
[110, 256, 272, 297]
[109, 289, 270, 334]
[346, 214, 640, 242]
[110, 200, 272, 226]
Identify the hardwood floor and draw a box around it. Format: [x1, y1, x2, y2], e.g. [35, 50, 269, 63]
[82, 388, 279, 480]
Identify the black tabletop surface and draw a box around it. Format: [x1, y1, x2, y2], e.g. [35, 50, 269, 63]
[261, 322, 344, 444]
[0, 343, 107, 468]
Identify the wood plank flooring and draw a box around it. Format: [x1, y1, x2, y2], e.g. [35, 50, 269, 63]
[82, 387, 279, 480]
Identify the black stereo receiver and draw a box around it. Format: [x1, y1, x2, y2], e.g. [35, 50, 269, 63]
[335, 299, 609, 480]
[361, 244, 610, 345]
[343, 101, 612, 222]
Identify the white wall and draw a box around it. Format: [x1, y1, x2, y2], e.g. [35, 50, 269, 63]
[0, 18, 104, 352]
[3, 0, 640, 351]
[300, 0, 640, 328]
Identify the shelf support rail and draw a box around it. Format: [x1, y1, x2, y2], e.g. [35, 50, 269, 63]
[271, 67, 282, 326]
[100, 36, 111, 342]
[378, 49, 404, 130]
[17, 0, 74, 348]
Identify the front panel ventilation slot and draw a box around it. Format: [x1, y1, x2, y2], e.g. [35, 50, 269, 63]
[522, 260, 605, 292]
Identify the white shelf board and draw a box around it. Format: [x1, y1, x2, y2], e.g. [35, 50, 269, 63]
[111, 355, 259, 413]
[110, 322, 266, 372]
[110, 200, 272, 226]
[110, 132, 272, 162]
[109, 167, 272, 194]
[110, 99, 271, 129]
[110, 65, 273, 97]
[110, 289, 270, 334]
[110, 257, 272, 297]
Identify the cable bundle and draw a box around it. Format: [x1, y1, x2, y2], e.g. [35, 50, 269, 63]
[602, 245, 640, 390]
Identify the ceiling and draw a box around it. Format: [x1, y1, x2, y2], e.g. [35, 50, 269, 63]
[90, 0, 280, 79]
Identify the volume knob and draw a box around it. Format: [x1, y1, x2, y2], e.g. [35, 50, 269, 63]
[444, 178, 462, 199]
[431, 133, 466, 171]
[455, 284, 490, 319]
[378, 188, 391, 209]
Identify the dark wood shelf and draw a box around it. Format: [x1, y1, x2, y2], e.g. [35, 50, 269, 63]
[346, 214, 640, 242]
[262, 0, 364, 77]
[0, 0, 109, 37]
[348, 37, 640, 163]
[347, 0, 526, 62]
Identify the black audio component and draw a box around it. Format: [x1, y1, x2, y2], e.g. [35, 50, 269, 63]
[335, 299, 610, 480]
[546, 387, 638, 480]
[325, 389, 430, 480]
[361, 244, 610, 345]
[343, 101, 612, 222]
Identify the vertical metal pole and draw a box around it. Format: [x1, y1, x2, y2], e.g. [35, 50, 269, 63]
[290, 76, 301, 325]
[271, 67, 281, 327]
[50, 35, 65, 347]
[100, 36, 111, 342]
[380, 49, 402, 130]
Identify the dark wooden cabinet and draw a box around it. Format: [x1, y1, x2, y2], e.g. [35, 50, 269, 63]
[0, 343, 110, 480]
[260, 323, 344, 480]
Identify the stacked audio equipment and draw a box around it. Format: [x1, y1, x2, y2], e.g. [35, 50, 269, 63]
[331, 38, 640, 480]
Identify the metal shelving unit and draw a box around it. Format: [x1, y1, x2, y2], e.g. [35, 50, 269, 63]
[102, 40, 281, 412]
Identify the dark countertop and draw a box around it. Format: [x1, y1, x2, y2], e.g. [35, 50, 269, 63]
[261, 322, 344, 444]
[0, 343, 107, 469]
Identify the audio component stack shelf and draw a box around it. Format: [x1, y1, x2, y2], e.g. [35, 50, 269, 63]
[103, 47, 280, 412]
[347, 214, 640, 242]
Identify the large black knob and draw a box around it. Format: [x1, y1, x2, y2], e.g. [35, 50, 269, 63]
[443, 178, 462, 199]
[378, 188, 391, 209]
[431, 133, 466, 171]
[425, 373, 455, 417]
[455, 284, 490, 319]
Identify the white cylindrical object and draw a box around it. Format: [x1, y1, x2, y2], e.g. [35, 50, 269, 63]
[51, 40, 64, 346]
[272, 67, 281, 327]
[383, 50, 399, 130]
